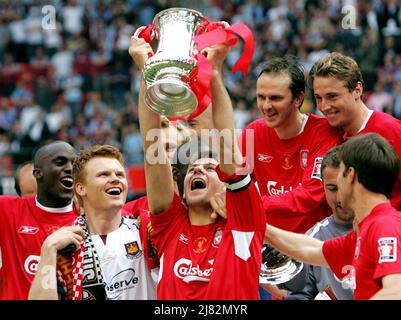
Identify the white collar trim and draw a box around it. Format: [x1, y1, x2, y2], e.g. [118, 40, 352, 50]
[35, 196, 73, 213]
[299, 114, 309, 134]
[358, 110, 373, 133]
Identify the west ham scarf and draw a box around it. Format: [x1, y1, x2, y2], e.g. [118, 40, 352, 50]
[56, 211, 159, 300]
[57, 215, 105, 300]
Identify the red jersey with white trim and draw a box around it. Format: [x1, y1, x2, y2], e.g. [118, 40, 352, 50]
[150, 170, 266, 300]
[240, 114, 342, 233]
[323, 203, 401, 300]
[344, 111, 401, 210]
[0, 196, 77, 300]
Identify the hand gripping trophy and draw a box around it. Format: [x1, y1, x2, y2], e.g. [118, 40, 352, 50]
[134, 7, 254, 119]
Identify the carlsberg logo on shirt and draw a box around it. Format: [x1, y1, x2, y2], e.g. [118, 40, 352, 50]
[173, 258, 213, 283]
[267, 181, 302, 196]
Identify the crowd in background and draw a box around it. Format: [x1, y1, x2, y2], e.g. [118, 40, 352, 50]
[1, 0, 401, 189]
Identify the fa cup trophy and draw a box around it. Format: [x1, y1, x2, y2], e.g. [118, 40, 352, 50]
[135, 8, 207, 118]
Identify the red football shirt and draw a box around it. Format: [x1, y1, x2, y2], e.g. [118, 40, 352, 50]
[0, 196, 77, 300]
[122, 195, 149, 216]
[150, 170, 266, 300]
[241, 114, 342, 233]
[345, 111, 401, 210]
[323, 203, 401, 300]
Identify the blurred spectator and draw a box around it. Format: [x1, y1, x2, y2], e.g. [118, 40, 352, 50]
[62, 66, 83, 118]
[62, 0, 85, 38]
[51, 42, 74, 82]
[46, 96, 72, 133]
[366, 82, 393, 112]
[24, 6, 43, 59]
[0, 53, 21, 96]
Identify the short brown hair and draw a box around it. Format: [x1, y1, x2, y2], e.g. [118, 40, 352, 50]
[309, 52, 363, 92]
[73, 145, 124, 185]
[338, 133, 400, 198]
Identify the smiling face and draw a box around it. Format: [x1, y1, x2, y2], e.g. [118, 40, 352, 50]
[75, 157, 128, 212]
[34, 142, 76, 206]
[183, 158, 225, 207]
[256, 72, 303, 130]
[313, 76, 363, 134]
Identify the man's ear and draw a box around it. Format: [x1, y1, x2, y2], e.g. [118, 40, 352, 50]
[33, 168, 43, 180]
[294, 91, 305, 109]
[348, 167, 356, 184]
[75, 183, 86, 198]
[354, 81, 363, 101]
[172, 167, 179, 182]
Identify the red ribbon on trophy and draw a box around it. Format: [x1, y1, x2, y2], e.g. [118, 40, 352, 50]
[135, 19, 254, 120]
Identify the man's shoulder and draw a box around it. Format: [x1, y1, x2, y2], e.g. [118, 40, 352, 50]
[0, 195, 31, 209]
[244, 118, 268, 131]
[307, 216, 334, 239]
[305, 114, 339, 132]
[367, 111, 401, 137]
[303, 114, 341, 145]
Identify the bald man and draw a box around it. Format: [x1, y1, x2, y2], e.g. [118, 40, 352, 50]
[14, 162, 37, 197]
[0, 141, 78, 299]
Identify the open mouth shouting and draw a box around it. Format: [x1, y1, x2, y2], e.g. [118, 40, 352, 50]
[190, 178, 207, 191]
[60, 176, 74, 190]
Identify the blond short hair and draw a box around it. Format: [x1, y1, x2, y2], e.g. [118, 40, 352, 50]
[73, 145, 124, 185]
[309, 52, 363, 92]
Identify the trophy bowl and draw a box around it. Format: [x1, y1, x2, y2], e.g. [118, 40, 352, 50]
[142, 8, 206, 118]
[259, 244, 304, 285]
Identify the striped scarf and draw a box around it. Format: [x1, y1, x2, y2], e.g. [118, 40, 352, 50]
[57, 215, 105, 300]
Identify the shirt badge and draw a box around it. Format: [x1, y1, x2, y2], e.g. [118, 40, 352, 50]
[378, 237, 397, 263]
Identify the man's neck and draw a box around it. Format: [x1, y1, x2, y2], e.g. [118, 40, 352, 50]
[275, 111, 306, 140]
[188, 205, 215, 226]
[353, 192, 390, 224]
[84, 206, 122, 235]
[344, 102, 371, 136]
[36, 193, 72, 209]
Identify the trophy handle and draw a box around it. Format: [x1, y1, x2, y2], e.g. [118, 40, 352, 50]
[133, 24, 156, 45]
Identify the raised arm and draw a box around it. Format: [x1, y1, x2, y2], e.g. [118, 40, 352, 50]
[203, 44, 243, 176]
[128, 37, 175, 214]
[265, 224, 329, 267]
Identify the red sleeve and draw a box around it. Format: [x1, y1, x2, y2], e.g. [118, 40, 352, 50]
[368, 217, 401, 281]
[239, 125, 256, 181]
[122, 196, 149, 217]
[149, 193, 187, 254]
[323, 231, 356, 280]
[262, 125, 341, 230]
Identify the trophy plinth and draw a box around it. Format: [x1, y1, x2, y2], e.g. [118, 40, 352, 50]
[259, 244, 304, 285]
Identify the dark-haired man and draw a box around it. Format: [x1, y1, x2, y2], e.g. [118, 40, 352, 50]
[286, 145, 354, 300]
[0, 141, 78, 299]
[266, 133, 401, 300]
[241, 56, 342, 234]
[129, 35, 266, 299]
